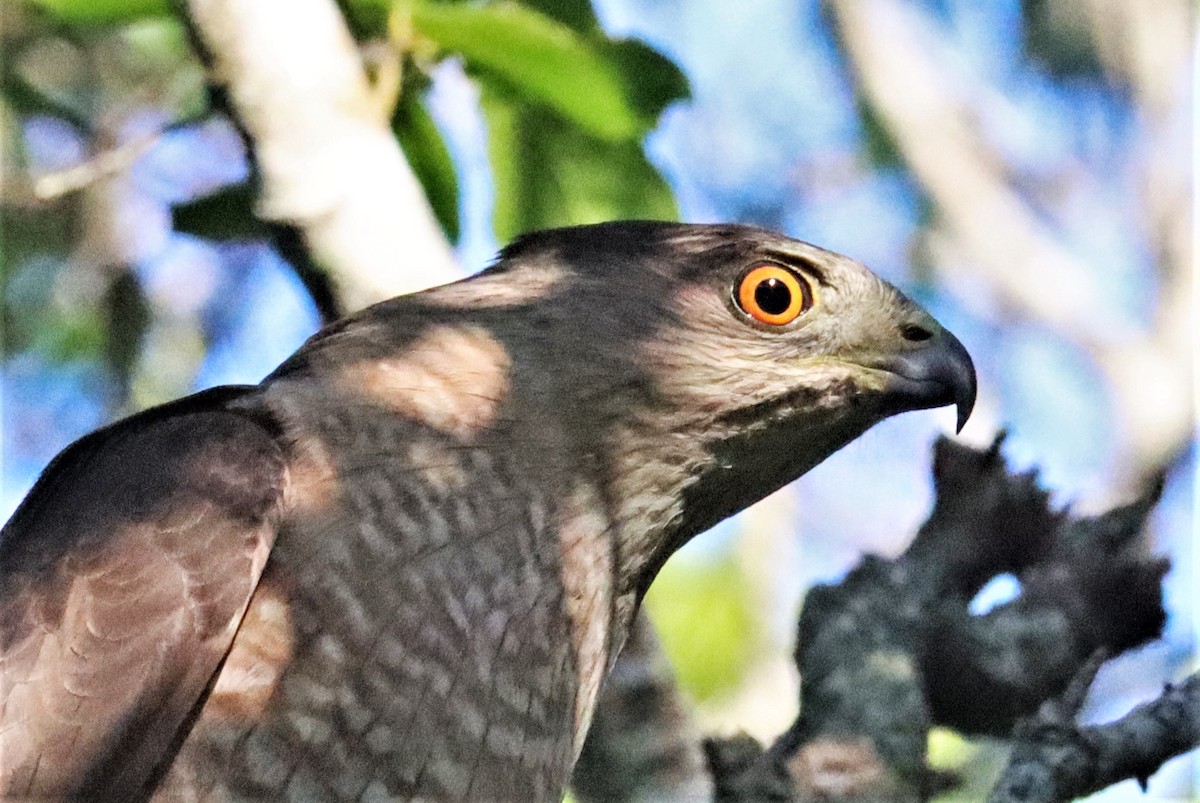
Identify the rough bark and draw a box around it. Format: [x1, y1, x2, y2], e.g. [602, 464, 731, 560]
[990, 660, 1200, 802]
[700, 436, 1186, 801]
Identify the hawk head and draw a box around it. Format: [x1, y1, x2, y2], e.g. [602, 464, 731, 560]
[415, 221, 976, 594]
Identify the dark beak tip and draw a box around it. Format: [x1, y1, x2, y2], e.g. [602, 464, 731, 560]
[948, 333, 977, 434]
[952, 345, 977, 434]
[955, 399, 972, 434]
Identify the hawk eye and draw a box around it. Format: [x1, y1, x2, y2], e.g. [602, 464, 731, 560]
[734, 264, 813, 325]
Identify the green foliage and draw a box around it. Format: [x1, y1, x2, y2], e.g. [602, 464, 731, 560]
[393, 83, 460, 242]
[644, 550, 764, 702]
[31, 307, 106, 361]
[348, 0, 687, 238]
[6, 0, 687, 421]
[404, 0, 686, 239]
[516, 0, 598, 33]
[113, 18, 208, 119]
[23, 0, 687, 246]
[172, 184, 264, 240]
[928, 728, 1009, 802]
[482, 85, 676, 240]
[412, 1, 642, 142]
[23, 0, 169, 25]
[604, 38, 689, 129]
[3, 248, 105, 361]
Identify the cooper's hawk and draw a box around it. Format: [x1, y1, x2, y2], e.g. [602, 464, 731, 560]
[0, 222, 974, 801]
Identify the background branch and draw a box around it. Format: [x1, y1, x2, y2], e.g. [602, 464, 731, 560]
[179, 0, 459, 314]
[824, 0, 1193, 483]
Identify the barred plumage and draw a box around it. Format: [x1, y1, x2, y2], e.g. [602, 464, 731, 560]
[1, 222, 974, 801]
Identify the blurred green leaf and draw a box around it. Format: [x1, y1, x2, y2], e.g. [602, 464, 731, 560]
[516, 0, 598, 33]
[35, 309, 106, 361]
[643, 552, 763, 702]
[113, 18, 207, 118]
[344, 0, 600, 40]
[338, 0, 389, 41]
[24, 0, 169, 25]
[4, 254, 106, 362]
[0, 97, 26, 184]
[605, 37, 688, 124]
[393, 89, 460, 242]
[118, 17, 189, 74]
[172, 183, 265, 240]
[928, 727, 976, 769]
[2, 203, 77, 351]
[2, 204, 103, 365]
[482, 85, 677, 241]
[929, 730, 1009, 802]
[856, 95, 904, 171]
[412, 1, 645, 142]
[397, 1, 686, 239]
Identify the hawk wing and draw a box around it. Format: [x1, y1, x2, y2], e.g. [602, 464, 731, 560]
[0, 387, 287, 801]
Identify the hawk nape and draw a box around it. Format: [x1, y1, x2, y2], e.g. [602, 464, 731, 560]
[0, 222, 975, 801]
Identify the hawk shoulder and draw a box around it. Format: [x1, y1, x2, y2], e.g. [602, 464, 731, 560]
[0, 386, 287, 800]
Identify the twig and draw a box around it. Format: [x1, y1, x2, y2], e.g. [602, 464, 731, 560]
[989, 670, 1200, 802]
[33, 133, 158, 201]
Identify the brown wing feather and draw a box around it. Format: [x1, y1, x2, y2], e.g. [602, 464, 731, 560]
[0, 388, 287, 801]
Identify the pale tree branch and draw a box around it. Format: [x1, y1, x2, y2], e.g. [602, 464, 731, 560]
[1077, 0, 1192, 117]
[824, 0, 1193, 482]
[827, 0, 1102, 339]
[179, 0, 459, 313]
[1075, 0, 1194, 477]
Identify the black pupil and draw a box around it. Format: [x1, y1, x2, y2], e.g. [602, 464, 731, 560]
[754, 277, 793, 315]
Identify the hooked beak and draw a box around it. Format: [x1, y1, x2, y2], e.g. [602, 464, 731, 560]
[871, 327, 977, 432]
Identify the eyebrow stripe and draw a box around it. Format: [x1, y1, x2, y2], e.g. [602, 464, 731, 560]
[757, 249, 829, 285]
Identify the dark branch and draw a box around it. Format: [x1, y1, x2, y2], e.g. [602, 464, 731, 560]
[923, 479, 1169, 736]
[269, 222, 345, 324]
[702, 435, 1179, 801]
[989, 669, 1200, 802]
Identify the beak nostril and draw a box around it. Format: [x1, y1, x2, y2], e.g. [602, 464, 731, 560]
[901, 324, 934, 343]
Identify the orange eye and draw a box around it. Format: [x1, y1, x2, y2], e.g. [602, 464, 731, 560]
[735, 264, 813, 325]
